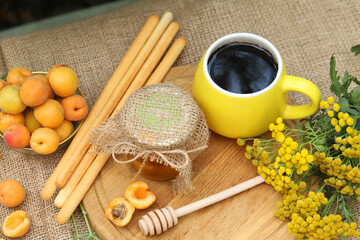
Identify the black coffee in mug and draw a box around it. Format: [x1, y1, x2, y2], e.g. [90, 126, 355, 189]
[207, 42, 278, 94]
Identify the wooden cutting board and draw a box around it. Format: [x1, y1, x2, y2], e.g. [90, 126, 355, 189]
[82, 65, 296, 240]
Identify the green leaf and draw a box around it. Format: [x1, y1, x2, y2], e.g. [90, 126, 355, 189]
[352, 76, 360, 86]
[342, 70, 349, 85]
[350, 86, 360, 106]
[338, 97, 349, 105]
[330, 55, 342, 97]
[314, 137, 326, 145]
[0, 72, 7, 80]
[315, 145, 326, 152]
[338, 97, 359, 116]
[341, 71, 352, 96]
[296, 123, 303, 137]
[351, 44, 360, 56]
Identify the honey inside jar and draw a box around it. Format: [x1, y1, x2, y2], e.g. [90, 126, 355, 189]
[129, 155, 179, 180]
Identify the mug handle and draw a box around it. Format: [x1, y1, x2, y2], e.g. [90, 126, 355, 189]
[281, 75, 321, 119]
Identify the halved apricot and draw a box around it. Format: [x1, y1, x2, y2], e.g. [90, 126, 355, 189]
[105, 197, 135, 227]
[125, 181, 156, 209]
[2, 210, 30, 237]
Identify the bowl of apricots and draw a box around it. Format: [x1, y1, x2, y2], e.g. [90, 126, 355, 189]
[0, 65, 88, 155]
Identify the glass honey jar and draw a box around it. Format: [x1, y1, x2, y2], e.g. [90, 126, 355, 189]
[130, 155, 179, 180]
[89, 84, 210, 193]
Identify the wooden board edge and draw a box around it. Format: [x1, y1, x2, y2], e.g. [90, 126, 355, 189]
[83, 183, 126, 240]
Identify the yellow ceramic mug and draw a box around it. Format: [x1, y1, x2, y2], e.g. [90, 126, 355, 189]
[193, 33, 321, 138]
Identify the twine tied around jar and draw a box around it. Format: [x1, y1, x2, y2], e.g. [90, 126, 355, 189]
[89, 83, 210, 194]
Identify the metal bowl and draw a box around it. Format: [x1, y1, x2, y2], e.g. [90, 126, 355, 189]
[0, 71, 84, 155]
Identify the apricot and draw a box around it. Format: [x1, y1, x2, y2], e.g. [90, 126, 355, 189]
[125, 181, 156, 209]
[54, 119, 74, 142]
[0, 79, 7, 91]
[61, 95, 88, 121]
[49, 66, 78, 97]
[7, 67, 32, 85]
[3, 123, 30, 149]
[24, 108, 42, 134]
[46, 64, 68, 78]
[0, 179, 26, 207]
[105, 197, 135, 227]
[2, 210, 30, 237]
[30, 127, 59, 154]
[0, 111, 24, 133]
[20, 78, 49, 107]
[33, 74, 54, 99]
[0, 85, 27, 114]
[34, 99, 64, 128]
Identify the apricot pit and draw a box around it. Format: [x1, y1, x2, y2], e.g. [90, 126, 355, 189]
[105, 197, 135, 227]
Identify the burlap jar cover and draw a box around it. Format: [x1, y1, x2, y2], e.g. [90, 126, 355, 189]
[89, 83, 210, 194]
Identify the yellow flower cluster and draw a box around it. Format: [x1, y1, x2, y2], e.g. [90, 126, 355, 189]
[277, 190, 360, 239]
[314, 151, 360, 198]
[238, 106, 360, 239]
[289, 212, 360, 239]
[246, 138, 295, 194]
[270, 118, 314, 175]
[314, 152, 360, 182]
[274, 182, 308, 220]
[321, 97, 356, 134]
[319, 96, 335, 110]
[334, 135, 360, 158]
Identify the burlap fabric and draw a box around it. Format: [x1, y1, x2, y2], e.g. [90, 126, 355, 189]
[0, 0, 359, 239]
[89, 83, 209, 194]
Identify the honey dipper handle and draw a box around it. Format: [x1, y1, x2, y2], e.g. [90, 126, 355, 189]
[175, 176, 265, 218]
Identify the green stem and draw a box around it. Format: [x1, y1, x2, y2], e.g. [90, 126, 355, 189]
[309, 129, 335, 143]
[301, 175, 322, 195]
[71, 214, 80, 240]
[80, 203, 96, 237]
[293, 128, 317, 137]
[322, 191, 338, 216]
[79, 203, 97, 239]
[334, 194, 340, 214]
[70, 204, 99, 239]
[349, 197, 355, 221]
[70, 229, 76, 240]
[338, 103, 360, 109]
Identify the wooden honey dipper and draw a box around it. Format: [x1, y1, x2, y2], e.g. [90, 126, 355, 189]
[138, 175, 265, 236]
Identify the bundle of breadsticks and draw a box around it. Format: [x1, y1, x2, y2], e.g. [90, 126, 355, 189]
[40, 11, 187, 224]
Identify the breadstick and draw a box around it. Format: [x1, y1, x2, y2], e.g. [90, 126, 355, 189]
[54, 21, 180, 208]
[53, 153, 95, 208]
[56, 38, 187, 225]
[56, 151, 109, 224]
[145, 37, 187, 86]
[55, 11, 173, 189]
[40, 14, 160, 200]
[115, 36, 186, 111]
[112, 22, 180, 111]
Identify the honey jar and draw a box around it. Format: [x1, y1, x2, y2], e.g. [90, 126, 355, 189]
[130, 155, 179, 180]
[89, 83, 210, 193]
